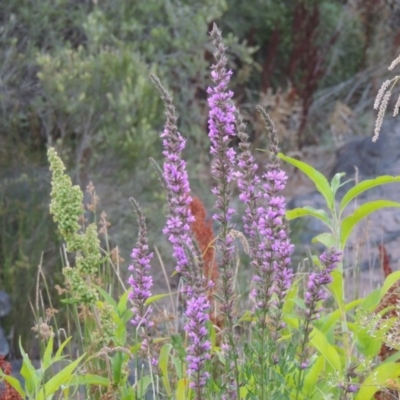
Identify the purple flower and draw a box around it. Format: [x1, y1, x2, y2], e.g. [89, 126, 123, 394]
[207, 24, 241, 399]
[207, 23, 238, 310]
[184, 294, 212, 391]
[149, 75, 202, 288]
[128, 197, 154, 332]
[297, 247, 341, 387]
[237, 108, 294, 331]
[207, 24, 237, 229]
[347, 384, 359, 393]
[150, 73, 211, 398]
[304, 247, 342, 319]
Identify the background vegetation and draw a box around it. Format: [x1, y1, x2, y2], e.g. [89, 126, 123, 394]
[0, 0, 399, 358]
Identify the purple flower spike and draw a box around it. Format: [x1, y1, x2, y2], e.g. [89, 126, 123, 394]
[208, 23, 238, 315]
[207, 24, 241, 399]
[149, 74, 200, 287]
[304, 247, 342, 319]
[150, 73, 211, 398]
[236, 108, 294, 336]
[128, 198, 154, 332]
[297, 247, 341, 388]
[185, 294, 212, 391]
[207, 26, 237, 222]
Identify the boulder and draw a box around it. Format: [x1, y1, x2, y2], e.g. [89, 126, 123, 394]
[0, 291, 11, 318]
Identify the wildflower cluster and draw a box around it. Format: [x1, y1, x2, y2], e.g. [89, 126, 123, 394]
[149, 73, 211, 398]
[237, 107, 294, 339]
[39, 22, 393, 400]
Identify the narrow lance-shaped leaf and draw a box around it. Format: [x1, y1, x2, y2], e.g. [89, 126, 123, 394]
[309, 326, 342, 371]
[340, 200, 400, 248]
[55, 336, 73, 360]
[42, 335, 54, 371]
[330, 172, 348, 196]
[0, 372, 26, 398]
[279, 153, 334, 210]
[36, 354, 85, 400]
[19, 337, 40, 396]
[286, 206, 331, 228]
[340, 175, 400, 214]
[159, 343, 173, 396]
[302, 355, 325, 396]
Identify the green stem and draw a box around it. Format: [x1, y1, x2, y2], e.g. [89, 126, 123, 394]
[331, 210, 351, 367]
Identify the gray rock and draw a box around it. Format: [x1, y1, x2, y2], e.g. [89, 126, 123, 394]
[0, 327, 9, 356]
[330, 119, 400, 197]
[0, 291, 11, 317]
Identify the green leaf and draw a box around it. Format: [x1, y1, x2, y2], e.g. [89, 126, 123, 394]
[311, 232, 336, 248]
[330, 173, 347, 196]
[115, 320, 127, 346]
[383, 350, 400, 364]
[240, 385, 249, 399]
[41, 336, 54, 371]
[381, 271, 400, 299]
[0, 371, 26, 398]
[122, 309, 134, 325]
[279, 153, 334, 210]
[321, 299, 363, 334]
[282, 279, 300, 315]
[134, 375, 153, 399]
[112, 351, 127, 386]
[286, 207, 331, 227]
[208, 320, 217, 350]
[55, 336, 73, 360]
[309, 327, 342, 371]
[19, 337, 40, 396]
[36, 354, 85, 400]
[303, 355, 325, 396]
[171, 355, 183, 380]
[340, 200, 400, 248]
[176, 378, 189, 400]
[329, 270, 344, 309]
[70, 374, 110, 386]
[355, 328, 382, 358]
[340, 175, 400, 213]
[94, 285, 117, 308]
[284, 316, 300, 330]
[360, 289, 381, 312]
[159, 343, 172, 396]
[130, 343, 142, 355]
[145, 292, 176, 306]
[355, 362, 400, 399]
[239, 310, 253, 323]
[117, 289, 130, 316]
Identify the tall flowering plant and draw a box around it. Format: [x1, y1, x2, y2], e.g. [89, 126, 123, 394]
[207, 24, 241, 398]
[149, 74, 212, 398]
[235, 105, 295, 398]
[128, 197, 156, 366]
